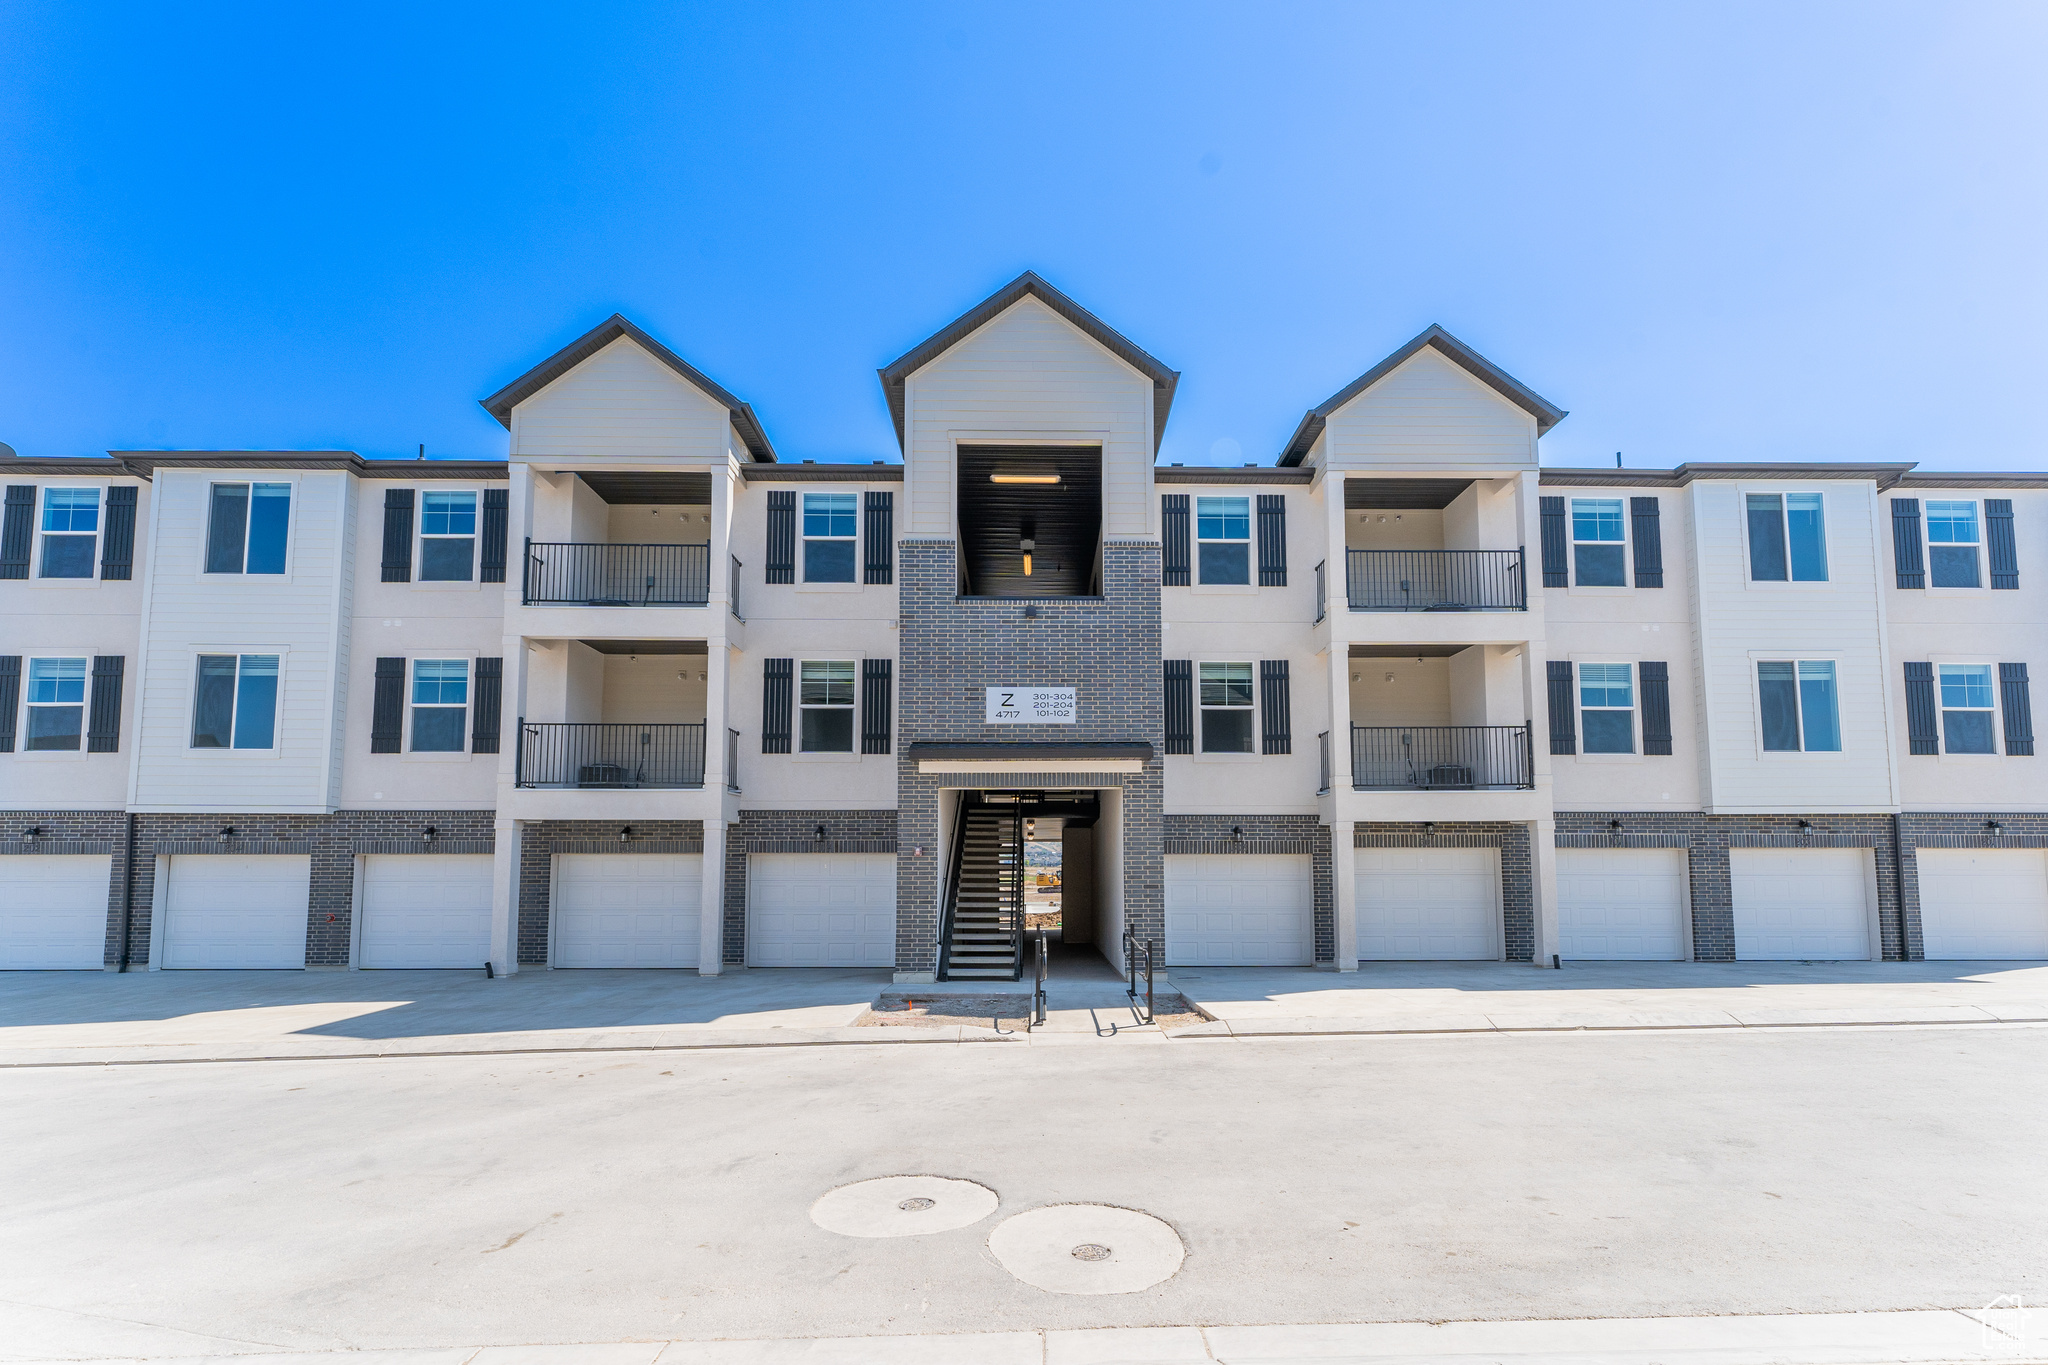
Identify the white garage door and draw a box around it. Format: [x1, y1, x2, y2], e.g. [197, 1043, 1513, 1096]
[1357, 846, 1498, 960]
[162, 854, 311, 969]
[1557, 847, 1689, 961]
[1916, 849, 2048, 960]
[359, 854, 494, 969]
[0, 855, 111, 970]
[1165, 854, 1313, 966]
[554, 853, 702, 968]
[747, 853, 895, 967]
[1731, 847, 1871, 961]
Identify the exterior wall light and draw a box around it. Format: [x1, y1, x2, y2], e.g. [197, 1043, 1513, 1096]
[423, 826, 438, 843]
[218, 826, 236, 843]
[1422, 821, 1436, 837]
[1797, 820, 1814, 836]
[1231, 825, 1244, 842]
[1988, 820, 2004, 837]
[619, 825, 633, 843]
[22, 826, 41, 842]
[1608, 819, 1623, 835]
[815, 824, 827, 842]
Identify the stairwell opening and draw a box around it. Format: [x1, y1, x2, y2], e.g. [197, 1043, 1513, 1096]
[936, 789, 1118, 982]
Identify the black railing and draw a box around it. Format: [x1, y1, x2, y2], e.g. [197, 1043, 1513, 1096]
[1350, 724, 1534, 790]
[515, 721, 707, 788]
[1318, 730, 1332, 794]
[1346, 549, 1526, 611]
[726, 728, 740, 792]
[523, 541, 711, 606]
[729, 555, 742, 619]
[1123, 927, 1156, 1024]
[1314, 560, 1327, 623]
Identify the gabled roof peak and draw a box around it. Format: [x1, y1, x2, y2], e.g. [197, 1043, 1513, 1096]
[1278, 324, 1566, 466]
[877, 272, 1181, 452]
[479, 313, 776, 462]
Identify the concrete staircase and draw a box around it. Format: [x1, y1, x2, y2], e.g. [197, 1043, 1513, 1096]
[940, 805, 1025, 980]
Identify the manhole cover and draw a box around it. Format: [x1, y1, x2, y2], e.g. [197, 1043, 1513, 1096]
[989, 1205, 1184, 1294]
[809, 1176, 998, 1238]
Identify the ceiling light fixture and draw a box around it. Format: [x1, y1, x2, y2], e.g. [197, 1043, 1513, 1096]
[991, 470, 1060, 484]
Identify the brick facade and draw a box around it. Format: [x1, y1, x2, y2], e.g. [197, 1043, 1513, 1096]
[1163, 813, 1336, 965]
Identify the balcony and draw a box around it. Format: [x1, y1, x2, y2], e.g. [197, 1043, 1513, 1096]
[516, 721, 706, 789]
[1350, 725, 1533, 791]
[1346, 549, 1525, 611]
[523, 541, 711, 607]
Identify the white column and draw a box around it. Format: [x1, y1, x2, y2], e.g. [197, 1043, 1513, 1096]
[1328, 644, 1358, 970]
[698, 817, 727, 976]
[1529, 815, 1560, 968]
[488, 816, 522, 976]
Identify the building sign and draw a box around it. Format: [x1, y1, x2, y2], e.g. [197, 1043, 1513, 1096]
[985, 687, 1077, 724]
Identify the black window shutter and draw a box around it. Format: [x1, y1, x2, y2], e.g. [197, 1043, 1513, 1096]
[471, 657, 503, 754]
[1903, 662, 1939, 755]
[86, 655, 124, 753]
[1256, 495, 1288, 587]
[1546, 660, 1576, 755]
[1629, 497, 1664, 588]
[1259, 660, 1292, 754]
[1539, 496, 1568, 588]
[1639, 661, 1672, 756]
[1161, 495, 1190, 587]
[371, 658, 406, 753]
[1986, 498, 2018, 590]
[762, 658, 792, 752]
[480, 488, 509, 584]
[381, 488, 415, 583]
[2001, 663, 2033, 756]
[765, 491, 795, 584]
[100, 486, 138, 580]
[0, 656, 19, 752]
[0, 486, 33, 580]
[861, 658, 892, 754]
[1163, 659, 1193, 754]
[1890, 499, 1925, 589]
[863, 491, 894, 585]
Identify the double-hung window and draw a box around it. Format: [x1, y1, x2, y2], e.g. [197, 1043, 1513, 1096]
[38, 489, 100, 578]
[411, 659, 469, 751]
[799, 660, 856, 751]
[191, 654, 280, 749]
[24, 657, 88, 751]
[1570, 499, 1627, 586]
[1198, 661, 1255, 752]
[418, 492, 478, 582]
[1578, 663, 1635, 753]
[205, 483, 291, 575]
[1937, 664, 1997, 754]
[1757, 660, 1840, 752]
[1925, 501, 1982, 588]
[1196, 498, 1251, 585]
[802, 494, 857, 583]
[1747, 492, 1828, 582]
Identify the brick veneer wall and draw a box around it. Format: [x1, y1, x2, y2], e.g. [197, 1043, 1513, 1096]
[0, 809, 129, 967]
[720, 809, 898, 965]
[894, 536, 1164, 978]
[1895, 811, 2048, 961]
[516, 818, 704, 966]
[1354, 820, 1535, 962]
[1163, 814, 1336, 964]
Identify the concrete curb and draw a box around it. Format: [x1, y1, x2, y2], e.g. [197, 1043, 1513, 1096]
[1164, 1008, 2048, 1039]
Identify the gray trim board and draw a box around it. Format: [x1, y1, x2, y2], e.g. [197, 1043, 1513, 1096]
[741, 464, 903, 482]
[1154, 467, 1312, 485]
[1540, 463, 1918, 489]
[907, 742, 1154, 761]
[351, 840, 495, 855]
[153, 840, 313, 855]
[545, 839, 703, 855]
[0, 840, 114, 855]
[1164, 839, 1316, 855]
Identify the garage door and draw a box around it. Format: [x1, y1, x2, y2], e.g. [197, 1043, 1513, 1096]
[359, 854, 494, 968]
[162, 854, 311, 969]
[1357, 846, 1498, 960]
[1557, 847, 1689, 961]
[1916, 849, 2048, 960]
[747, 853, 895, 967]
[1165, 854, 1313, 966]
[553, 853, 701, 968]
[0, 855, 111, 969]
[1730, 847, 1871, 960]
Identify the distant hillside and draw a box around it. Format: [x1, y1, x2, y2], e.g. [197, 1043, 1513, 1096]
[1025, 841, 1061, 867]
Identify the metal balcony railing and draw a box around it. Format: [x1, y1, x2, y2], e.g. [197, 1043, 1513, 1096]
[1350, 725, 1534, 791]
[523, 541, 711, 606]
[726, 727, 740, 792]
[515, 721, 707, 789]
[1346, 549, 1526, 611]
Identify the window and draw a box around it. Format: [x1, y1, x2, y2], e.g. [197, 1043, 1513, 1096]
[1747, 492, 1827, 582]
[1758, 660, 1840, 752]
[205, 483, 290, 574]
[1925, 501, 1981, 588]
[1937, 664, 1996, 754]
[38, 489, 99, 578]
[410, 659, 469, 752]
[418, 491, 477, 582]
[798, 660, 855, 751]
[1196, 497, 1250, 585]
[1570, 499, 1627, 586]
[802, 494, 857, 583]
[1198, 661, 1255, 752]
[191, 654, 280, 749]
[1578, 663, 1635, 753]
[23, 657, 87, 751]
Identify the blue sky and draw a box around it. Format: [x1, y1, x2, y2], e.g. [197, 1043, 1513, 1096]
[2, 2, 2043, 471]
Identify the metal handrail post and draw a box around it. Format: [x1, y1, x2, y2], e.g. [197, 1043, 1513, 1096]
[1034, 935, 1047, 1026]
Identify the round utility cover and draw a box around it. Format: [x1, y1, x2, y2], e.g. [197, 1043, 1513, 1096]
[987, 1204, 1185, 1294]
[809, 1176, 998, 1238]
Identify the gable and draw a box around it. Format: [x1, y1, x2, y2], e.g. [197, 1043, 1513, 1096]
[511, 337, 741, 462]
[1321, 347, 1540, 470]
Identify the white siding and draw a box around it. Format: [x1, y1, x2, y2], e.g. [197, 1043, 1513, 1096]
[510, 337, 736, 463]
[1321, 348, 1537, 472]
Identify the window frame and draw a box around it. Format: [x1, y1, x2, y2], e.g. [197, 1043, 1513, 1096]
[187, 649, 286, 754]
[1575, 660, 1638, 756]
[1922, 499, 1985, 592]
[1934, 661, 1999, 757]
[407, 657, 473, 755]
[1196, 659, 1258, 756]
[414, 487, 482, 586]
[800, 492, 860, 586]
[1195, 496, 1253, 587]
[1742, 488, 1830, 586]
[1568, 498, 1630, 590]
[200, 477, 296, 579]
[1753, 656, 1844, 755]
[33, 484, 103, 583]
[16, 653, 92, 759]
[795, 658, 858, 754]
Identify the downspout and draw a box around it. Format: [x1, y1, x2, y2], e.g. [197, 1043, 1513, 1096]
[116, 812, 137, 971]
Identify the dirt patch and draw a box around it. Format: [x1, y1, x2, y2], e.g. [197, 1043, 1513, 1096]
[1024, 912, 1063, 931]
[858, 996, 1032, 1029]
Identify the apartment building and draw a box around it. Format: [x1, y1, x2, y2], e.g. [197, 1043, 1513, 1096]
[2, 274, 2042, 976]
